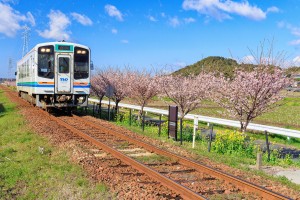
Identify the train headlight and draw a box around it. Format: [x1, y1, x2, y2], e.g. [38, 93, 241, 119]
[46, 48, 51, 53]
[41, 48, 46, 52]
[76, 50, 87, 54]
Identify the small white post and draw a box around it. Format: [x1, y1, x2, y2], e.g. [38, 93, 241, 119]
[192, 116, 199, 148]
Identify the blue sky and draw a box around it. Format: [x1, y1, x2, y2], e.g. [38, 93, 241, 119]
[1, 0, 300, 78]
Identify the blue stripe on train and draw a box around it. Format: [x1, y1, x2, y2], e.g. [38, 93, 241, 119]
[17, 83, 54, 87]
[17, 83, 90, 88]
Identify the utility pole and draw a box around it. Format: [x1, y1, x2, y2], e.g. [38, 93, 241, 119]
[8, 58, 14, 81]
[22, 26, 30, 57]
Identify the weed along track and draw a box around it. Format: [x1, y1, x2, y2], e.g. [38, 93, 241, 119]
[1, 86, 296, 199]
[54, 114, 291, 200]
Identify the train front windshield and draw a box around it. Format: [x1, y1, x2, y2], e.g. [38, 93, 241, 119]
[38, 46, 54, 78]
[74, 47, 89, 79]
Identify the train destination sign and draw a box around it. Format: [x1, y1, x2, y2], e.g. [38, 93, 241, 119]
[55, 44, 74, 52]
[58, 45, 71, 50]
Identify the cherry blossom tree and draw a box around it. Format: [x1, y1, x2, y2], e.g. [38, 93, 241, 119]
[161, 73, 214, 120]
[128, 70, 160, 120]
[90, 70, 108, 115]
[212, 68, 291, 132]
[90, 71, 107, 104]
[161, 73, 215, 142]
[102, 68, 130, 112]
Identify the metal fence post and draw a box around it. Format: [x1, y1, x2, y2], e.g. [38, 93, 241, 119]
[265, 130, 271, 161]
[108, 98, 111, 121]
[192, 116, 198, 148]
[142, 111, 145, 132]
[99, 102, 102, 119]
[180, 118, 183, 145]
[129, 109, 132, 126]
[208, 124, 213, 152]
[92, 102, 95, 116]
[158, 114, 162, 136]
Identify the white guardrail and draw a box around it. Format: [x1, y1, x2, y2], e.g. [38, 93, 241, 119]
[88, 98, 300, 139]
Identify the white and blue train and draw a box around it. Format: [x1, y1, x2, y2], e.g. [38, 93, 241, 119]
[16, 41, 91, 111]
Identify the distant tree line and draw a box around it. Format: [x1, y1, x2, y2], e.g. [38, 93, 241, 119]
[0, 78, 16, 82]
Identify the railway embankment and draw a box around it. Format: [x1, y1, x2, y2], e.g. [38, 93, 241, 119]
[1, 85, 300, 199]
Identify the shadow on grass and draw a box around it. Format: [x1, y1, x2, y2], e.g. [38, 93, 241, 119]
[0, 103, 5, 117]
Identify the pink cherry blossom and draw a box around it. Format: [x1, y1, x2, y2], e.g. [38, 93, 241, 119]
[212, 68, 291, 132]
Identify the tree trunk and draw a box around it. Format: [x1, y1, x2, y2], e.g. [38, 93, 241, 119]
[115, 100, 120, 113]
[138, 103, 146, 122]
[98, 96, 104, 113]
[241, 120, 250, 133]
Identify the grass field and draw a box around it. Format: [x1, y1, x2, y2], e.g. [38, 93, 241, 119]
[0, 90, 109, 199]
[193, 93, 300, 130]
[109, 90, 300, 130]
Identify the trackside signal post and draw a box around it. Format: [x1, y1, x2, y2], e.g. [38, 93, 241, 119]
[168, 106, 178, 140]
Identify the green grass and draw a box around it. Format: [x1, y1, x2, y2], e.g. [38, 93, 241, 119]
[0, 90, 110, 199]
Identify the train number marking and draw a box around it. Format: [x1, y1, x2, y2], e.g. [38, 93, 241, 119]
[60, 78, 69, 82]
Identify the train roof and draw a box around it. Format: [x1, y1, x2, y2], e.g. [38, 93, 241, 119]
[34, 41, 89, 49]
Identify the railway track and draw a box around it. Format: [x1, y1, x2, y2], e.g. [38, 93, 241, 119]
[1, 86, 294, 199]
[53, 113, 292, 200]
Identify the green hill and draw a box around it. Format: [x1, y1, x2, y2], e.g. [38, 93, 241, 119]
[173, 56, 300, 78]
[173, 56, 255, 78]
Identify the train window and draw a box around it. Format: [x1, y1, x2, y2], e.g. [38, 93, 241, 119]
[74, 47, 89, 79]
[38, 45, 54, 78]
[58, 57, 69, 73]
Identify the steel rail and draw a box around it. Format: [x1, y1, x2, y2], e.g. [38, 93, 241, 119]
[73, 115, 292, 200]
[51, 114, 205, 200]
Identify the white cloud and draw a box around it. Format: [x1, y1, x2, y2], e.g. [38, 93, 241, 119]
[277, 21, 300, 46]
[71, 12, 92, 26]
[121, 39, 129, 44]
[277, 21, 300, 37]
[293, 56, 300, 66]
[105, 4, 123, 21]
[1, 0, 18, 4]
[38, 10, 71, 41]
[26, 12, 35, 26]
[184, 17, 196, 24]
[182, 0, 277, 21]
[277, 21, 285, 29]
[266, 6, 279, 14]
[148, 15, 157, 22]
[0, 2, 31, 37]
[111, 28, 118, 34]
[289, 39, 300, 46]
[169, 16, 180, 27]
[241, 55, 255, 64]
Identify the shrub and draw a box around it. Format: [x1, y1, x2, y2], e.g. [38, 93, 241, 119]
[212, 130, 255, 158]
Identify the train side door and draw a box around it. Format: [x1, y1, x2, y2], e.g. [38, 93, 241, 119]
[55, 55, 72, 93]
